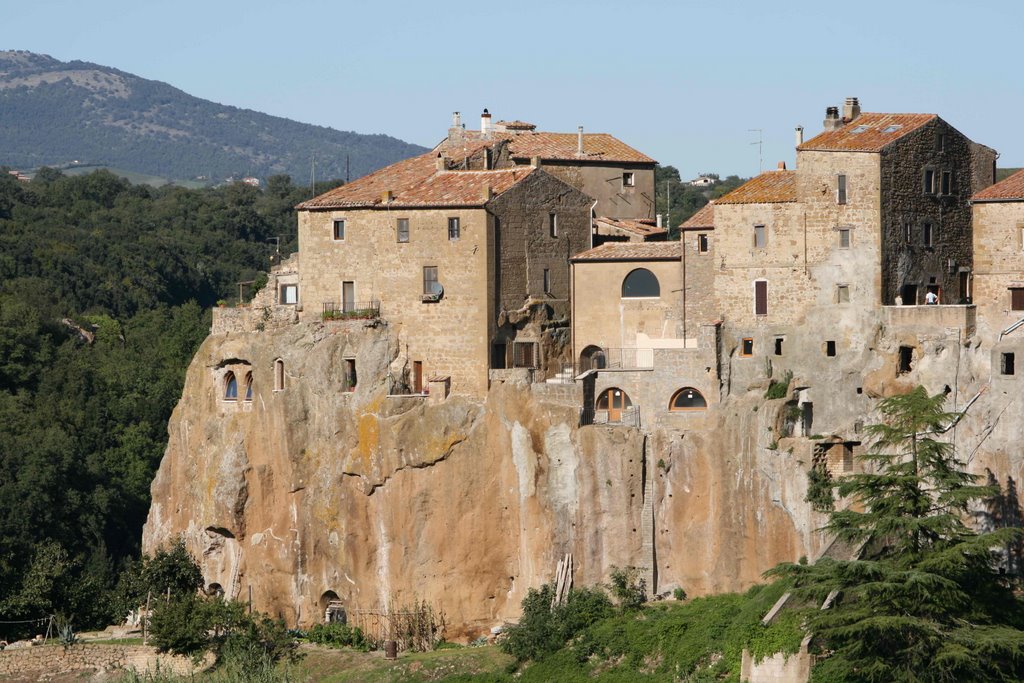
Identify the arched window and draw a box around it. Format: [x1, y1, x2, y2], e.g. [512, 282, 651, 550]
[274, 359, 285, 391]
[670, 387, 707, 411]
[244, 372, 253, 401]
[621, 268, 660, 298]
[580, 345, 607, 372]
[224, 372, 238, 401]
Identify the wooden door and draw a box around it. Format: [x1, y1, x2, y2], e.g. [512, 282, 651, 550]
[413, 361, 423, 394]
[608, 389, 623, 422]
[342, 281, 355, 312]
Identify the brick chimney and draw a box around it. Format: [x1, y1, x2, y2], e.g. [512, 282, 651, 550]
[842, 97, 861, 123]
[823, 106, 842, 131]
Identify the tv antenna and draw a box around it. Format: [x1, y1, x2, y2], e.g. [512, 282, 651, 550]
[749, 129, 763, 174]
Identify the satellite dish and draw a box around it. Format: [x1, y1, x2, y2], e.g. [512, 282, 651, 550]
[431, 282, 444, 297]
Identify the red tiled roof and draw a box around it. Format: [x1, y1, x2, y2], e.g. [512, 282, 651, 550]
[506, 132, 654, 164]
[798, 113, 936, 153]
[572, 241, 682, 262]
[296, 152, 536, 209]
[594, 216, 667, 238]
[679, 201, 714, 229]
[715, 171, 797, 204]
[972, 169, 1024, 202]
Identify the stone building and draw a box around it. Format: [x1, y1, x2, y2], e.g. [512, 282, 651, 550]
[292, 151, 593, 397]
[971, 169, 1024, 380]
[438, 110, 657, 220]
[592, 216, 667, 245]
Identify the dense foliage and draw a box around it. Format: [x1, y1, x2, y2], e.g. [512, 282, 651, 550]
[0, 51, 425, 183]
[0, 168, 337, 637]
[770, 387, 1024, 682]
[654, 165, 747, 237]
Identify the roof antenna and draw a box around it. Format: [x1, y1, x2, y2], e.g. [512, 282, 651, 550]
[749, 129, 763, 174]
[310, 153, 316, 194]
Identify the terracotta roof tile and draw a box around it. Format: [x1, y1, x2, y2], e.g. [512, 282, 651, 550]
[679, 201, 714, 229]
[973, 169, 1024, 202]
[715, 171, 797, 204]
[594, 216, 667, 237]
[506, 132, 655, 164]
[572, 241, 682, 262]
[296, 152, 535, 210]
[798, 113, 936, 153]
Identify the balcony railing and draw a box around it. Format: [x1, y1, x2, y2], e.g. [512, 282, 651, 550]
[579, 404, 641, 428]
[322, 300, 380, 321]
[577, 347, 655, 374]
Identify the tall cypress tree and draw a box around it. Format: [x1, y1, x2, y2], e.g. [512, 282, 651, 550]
[769, 386, 1024, 682]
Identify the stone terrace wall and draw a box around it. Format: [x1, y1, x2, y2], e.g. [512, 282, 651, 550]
[212, 304, 299, 335]
[0, 643, 208, 678]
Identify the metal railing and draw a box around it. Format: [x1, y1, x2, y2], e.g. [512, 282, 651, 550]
[322, 300, 380, 321]
[579, 404, 641, 428]
[580, 347, 655, 372]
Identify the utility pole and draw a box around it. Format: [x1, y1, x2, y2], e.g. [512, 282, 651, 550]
[346, 154, 350, 184]
[749, 129, 763, 174]
[310, 153, 316, 194]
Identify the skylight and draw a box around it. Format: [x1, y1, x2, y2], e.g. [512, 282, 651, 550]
[851, 125, 870, 134]
[882, 125, 903, 133]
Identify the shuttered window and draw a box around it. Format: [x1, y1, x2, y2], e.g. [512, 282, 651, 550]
[1011, 288, 1024, 311]
[754, 280, 768, 315]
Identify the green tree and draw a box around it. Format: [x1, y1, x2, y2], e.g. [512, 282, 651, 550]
[769, 386, 1024, 682]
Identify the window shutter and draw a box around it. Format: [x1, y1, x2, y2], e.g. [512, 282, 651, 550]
[755, 281, 768, 315]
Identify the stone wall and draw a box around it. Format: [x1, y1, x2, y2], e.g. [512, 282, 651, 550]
[880, 119, 988, 305]
[0, 643, 208, 678]
[540, 161, 655, 220]
[296, 205, 492, 396]
[972, 201, 1024, 338]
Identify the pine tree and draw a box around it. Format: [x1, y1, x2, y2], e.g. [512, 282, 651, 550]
[769, 386, 1024, 682]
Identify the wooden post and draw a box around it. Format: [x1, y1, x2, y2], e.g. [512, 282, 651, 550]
[144, 591, 152, 645]
[248, 585, 253, 614]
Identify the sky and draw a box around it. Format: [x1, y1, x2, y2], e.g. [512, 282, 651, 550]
[4, 0, 1022, 179]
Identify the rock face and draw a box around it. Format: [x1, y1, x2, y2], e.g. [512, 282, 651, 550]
[144, 314, 1023, 639]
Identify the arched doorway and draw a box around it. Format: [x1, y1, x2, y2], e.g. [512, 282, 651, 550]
[596, 387, 632, 423]
[580, 345, 607, 372]
[319, 590, 345, 623]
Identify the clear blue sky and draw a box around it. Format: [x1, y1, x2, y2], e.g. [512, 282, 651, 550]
[5, 0, 1022, 179]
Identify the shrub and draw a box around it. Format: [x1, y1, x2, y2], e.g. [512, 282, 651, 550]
[306, 622, 369, 651]
[609, 566, 647, 610]
[673, 587, 687, 601]
[500, 584, 614, 664]
[764, 370, 793, 400]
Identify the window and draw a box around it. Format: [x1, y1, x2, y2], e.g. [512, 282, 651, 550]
[1011, 288, 1024, 311]
[549, 213, 558, 238]
[397, 218, 409, 243]
[837, 284, 850, 303]
[342, 281, 355, 312]
[838, 228, 851, 248]
[903, 222, 912, 245]
[741, 338, 754, 356]
[754, 280, 768, 315]
[753, 224, 767, 249]
[1019, 226, 1024, 251]
[621, 268, 660, 298]
[936, 133, 946, 152]
[825, 340, 837, 357]
[280, 284, 298, 305]
[596, 388, 632, 410]
[344, 358, 357, 391]
[333, 219, 345, 241]
[622, 172, 635, 187]
[422, 266, 440, 300]
[491, 343, 507, 370]
[543, 268, 551, 294]
[837, 174, 847, 205]
[923, 223, 934, 247]
[244, 372, 253, 401]
[697, 233, 709, 253]
[447, 217, 460, 240]
[274, 359, 285, 391]
[923, 169, 935, 194]
[224, 372, 238, 401]
[941, 171, 951, 196]
[774, 337, 784, 356]
[670, 387, 707, 411]
[899, 346, 914, 375]
[1001, 352, 1015, 376]
[512, 341, 538, 369]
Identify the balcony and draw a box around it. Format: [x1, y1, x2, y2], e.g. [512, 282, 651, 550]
[882, 304, 975, 336]
[322, 300, 381, 321]
[579, 404, 642, 428]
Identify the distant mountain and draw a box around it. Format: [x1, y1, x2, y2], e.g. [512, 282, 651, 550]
[0, 51, 427, 183]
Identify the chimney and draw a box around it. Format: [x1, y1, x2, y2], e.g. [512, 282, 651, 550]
[452, 111, 461, 128]
[530, 156, 541, 168]
[656, 214, 663, 229]
[577, 126, 584, 156]
[382, 190, 394, 203]
[777, 161, 787, 170]
[843, 97, 861, 122]
[823, 106, 841, 131]
[481, 108, 492, 136]
[435, 153, 446, 171]
[795, 125, 804, 147]
[481, 184, 493, 201]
